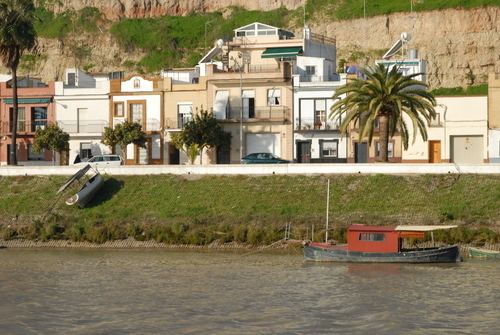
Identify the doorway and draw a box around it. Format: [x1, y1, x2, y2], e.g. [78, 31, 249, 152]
[296, 140, 311, 163]
[216, 145, 231, 164]
[354, 142, 368, 163]
[428, 140, 441, 163]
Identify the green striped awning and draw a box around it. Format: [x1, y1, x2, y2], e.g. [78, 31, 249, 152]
[261, 47, 303, 59]
[3, 97, 52, 104]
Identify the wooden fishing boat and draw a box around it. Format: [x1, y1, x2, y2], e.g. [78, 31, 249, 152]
[468, 247, 500, 259]
[304, 224, 461, 263]
[65, 173, 104, 208]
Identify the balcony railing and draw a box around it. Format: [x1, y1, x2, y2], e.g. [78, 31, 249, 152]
[58, 120, 108, 133]
[295, 118, 340, 131]
[220, 106, 290, 122]
[0, 121, 52, 134]
[299, 75, 338, 83]
[248, 64, 281, 73]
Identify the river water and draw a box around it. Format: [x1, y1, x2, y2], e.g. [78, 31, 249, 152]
[0, 249, 498, 334]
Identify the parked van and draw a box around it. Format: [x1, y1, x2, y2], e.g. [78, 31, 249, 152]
[74, 155, 123, 168]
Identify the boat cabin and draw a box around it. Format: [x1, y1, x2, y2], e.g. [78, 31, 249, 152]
[346, 224, 456, 253]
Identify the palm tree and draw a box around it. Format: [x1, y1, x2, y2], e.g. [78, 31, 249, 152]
[0, 0, 37, 165]
[330, 64, 436, 162]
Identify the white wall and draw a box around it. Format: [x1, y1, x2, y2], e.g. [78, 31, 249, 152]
[403, 96, 488, 161]
[112, 95, 161, 131]
[1, 163, 499, 176]
[121, 76, 154, 92]
[489, 129, 500, 163]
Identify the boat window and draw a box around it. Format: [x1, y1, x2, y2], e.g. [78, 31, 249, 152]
[359, 233, 385, 241]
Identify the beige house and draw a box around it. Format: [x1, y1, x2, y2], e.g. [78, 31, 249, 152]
[488, 73, 500, 163]
[163, 22, 336, 164]
[109, 76, 164, 164]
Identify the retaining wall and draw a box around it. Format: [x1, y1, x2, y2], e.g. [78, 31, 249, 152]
[0, 163, 499, 176]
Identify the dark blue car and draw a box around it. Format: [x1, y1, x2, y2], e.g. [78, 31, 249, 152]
[241, 152, 290, 164]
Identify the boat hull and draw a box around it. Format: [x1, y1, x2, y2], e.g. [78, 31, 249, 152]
[468, 247, 500, 259]
[65, 173, 104, 208]
[304, 244, 461, 263]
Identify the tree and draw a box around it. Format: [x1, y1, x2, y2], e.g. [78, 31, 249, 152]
[171, 108, 231, 165]
[330, 64, 436, 162]
[33, 124, 69, 165]
[0, 0, 37, 165]
[101, 121, 146, 163]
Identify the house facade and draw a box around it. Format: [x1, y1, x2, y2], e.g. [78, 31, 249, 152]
[292, 68, 347, 163]
[0, 78, 55, 165]
[109, 75, 164, 165]
[488, 73, 500, 163]
[164, 23, 339, 164]
[54, 69, 111, 164]
[402, 96, 489, 163]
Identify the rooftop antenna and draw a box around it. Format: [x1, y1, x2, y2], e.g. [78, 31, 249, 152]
[382, 32, 411, 60]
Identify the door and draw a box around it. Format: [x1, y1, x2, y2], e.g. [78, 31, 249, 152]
[296, 141, 311, 163]
[168, 143, 180, 165]
[136, 138, 151, 165]
[246, 133, 281, 156]
[354, 142, 368, 163]
[451, 135, 483, 164]
[216, 145, 230, 164]
[429, 141, 441, 163]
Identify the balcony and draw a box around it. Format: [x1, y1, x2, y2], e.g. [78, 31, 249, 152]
[220, 106, 290, 122]
[299, 75, 339, 83]
[295, 118, 340, 131]
[58, 120, 108, 133]
[0, 121, 52, 134]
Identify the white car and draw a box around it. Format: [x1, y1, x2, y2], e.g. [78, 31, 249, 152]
[75, 155, 123, 168]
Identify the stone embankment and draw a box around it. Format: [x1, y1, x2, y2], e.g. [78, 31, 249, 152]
[0, 238, 294, 250]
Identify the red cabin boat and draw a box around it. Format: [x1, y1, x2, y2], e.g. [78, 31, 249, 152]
[304, 224, 460, 263]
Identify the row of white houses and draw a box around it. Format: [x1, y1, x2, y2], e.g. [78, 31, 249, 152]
[0, 22, 498, 166]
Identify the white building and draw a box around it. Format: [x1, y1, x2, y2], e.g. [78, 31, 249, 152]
[110, 75, 163, 165]
[54, 69, 111, 164]
[402, 96, 488, 163]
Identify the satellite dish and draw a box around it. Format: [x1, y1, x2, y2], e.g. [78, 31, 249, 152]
[215, 39, 224, 48]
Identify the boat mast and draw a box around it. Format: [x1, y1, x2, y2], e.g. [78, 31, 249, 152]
[325, 179, 330, 243]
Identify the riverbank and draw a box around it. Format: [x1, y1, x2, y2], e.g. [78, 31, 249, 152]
[1, 174, 499, 245]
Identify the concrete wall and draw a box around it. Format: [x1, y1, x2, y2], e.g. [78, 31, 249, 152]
[488, 73, 500, 128]
[489, 129, 500, 163]
[1, 163, 498, 176]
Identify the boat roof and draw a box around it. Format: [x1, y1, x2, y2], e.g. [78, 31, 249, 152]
[348, 224, 458, 232]
[348, 224, 396, 232]
[394, 225, 458, 232]
[57, 164, 91, 194]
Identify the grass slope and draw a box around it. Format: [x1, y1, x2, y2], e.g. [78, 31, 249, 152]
[0, 174, 499, 245]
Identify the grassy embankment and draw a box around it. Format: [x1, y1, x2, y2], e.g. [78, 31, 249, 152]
[0, 174, 499, 246]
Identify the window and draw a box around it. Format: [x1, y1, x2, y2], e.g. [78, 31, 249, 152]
[314, 100, 326, 129]
[133, 79, 141, 89]
[31, 107, 48, 132]
[320, 140, 338, 158]
[177, 104, 193, 128]
[359, 233, 385, 241]
[67, 72, 76, 86]
[28, 144, 45, 161]
[306, 66, 316, 75]
[114, 102, 124, 117]
[129, 102, 144, 126]
[9, 107, 26, 132]
[80, 143, 93, 160]
[267, 89, 281, 106]
[376, 141, 394, 158]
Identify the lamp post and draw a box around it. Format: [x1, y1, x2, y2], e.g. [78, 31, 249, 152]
[230, 56, 244, 161]
[204, 20, 214, 53]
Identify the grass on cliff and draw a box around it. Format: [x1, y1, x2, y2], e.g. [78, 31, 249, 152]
[0, 174, 499, 245]
[431, 84, 488, 97]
